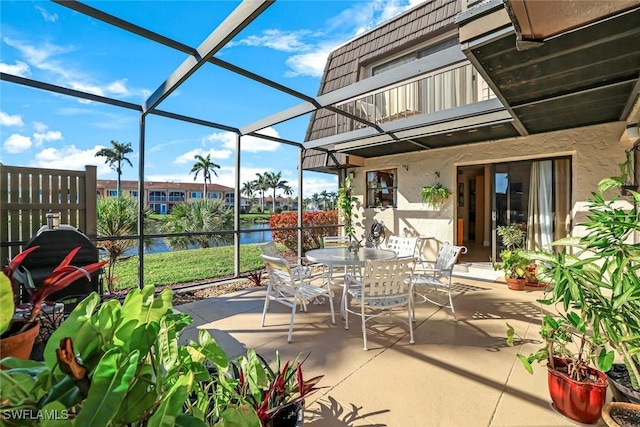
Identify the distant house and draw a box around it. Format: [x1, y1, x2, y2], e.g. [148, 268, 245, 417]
[263, 196, 298, 211]
[96, 180, 250, 214]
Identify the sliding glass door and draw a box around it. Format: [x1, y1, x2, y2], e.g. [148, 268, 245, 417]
[491, 157, 571, 260]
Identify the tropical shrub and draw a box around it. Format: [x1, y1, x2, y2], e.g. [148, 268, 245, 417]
[270, 211, 339, 252]
[97, 195, 153, 293]
[161, 199, 234, 250]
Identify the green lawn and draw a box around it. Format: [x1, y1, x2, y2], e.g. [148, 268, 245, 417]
[112, 243, 268, 290]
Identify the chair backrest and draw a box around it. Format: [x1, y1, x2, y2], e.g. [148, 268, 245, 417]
[433, 243, 467, 277]
[361, 258, 415, 298]
[261, 254, 298, 293]
[259, 241, 281, 258]
[323, 236, 350, 247]
[386, 236, 420, 259]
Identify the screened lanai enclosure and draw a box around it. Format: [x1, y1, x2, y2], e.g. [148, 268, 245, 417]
[2, 0, 639, 287]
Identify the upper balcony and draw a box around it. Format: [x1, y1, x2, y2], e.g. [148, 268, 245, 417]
[333, 62, 496, 136]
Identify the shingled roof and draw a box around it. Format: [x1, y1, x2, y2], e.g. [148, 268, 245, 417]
[304, 0, 462, 143]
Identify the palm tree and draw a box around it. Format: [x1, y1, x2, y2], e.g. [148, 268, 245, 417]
[95, 140, 133, 197]
[264, 171, 289, 212]
[283, 185, 294, 210]
[320, 190, 329, 210]
[311, 193, 321, 210]
[241, 180, 256, 211]
[328, 191, 338, 210]
[97, 195, 152, 293]
[161, 199, 233, 249]
[254, 173, 269, 212]
[190, 154, 220, 200]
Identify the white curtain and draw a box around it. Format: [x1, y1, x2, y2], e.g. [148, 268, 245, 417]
[527, 160, 554, 251]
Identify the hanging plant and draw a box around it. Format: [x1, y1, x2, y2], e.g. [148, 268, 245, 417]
[337, 177, 358, 239]
[420, 183, 451, 209]
[617, 148, 639, 195]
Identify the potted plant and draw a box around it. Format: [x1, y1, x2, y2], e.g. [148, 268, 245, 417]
[420, 183, 451, 209]
[507, 314, 608, 424]
[493, 224, 530, 290]
[210, 350, 324, 427]
[0, 246, 106, 362]
[508, 177, 640, 423]
[1, 285, 324, 426]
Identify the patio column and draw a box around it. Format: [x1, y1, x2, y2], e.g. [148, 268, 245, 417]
[234, 132, 241, 277]
[298, 148, 303, 258]
[137, 112, 146, 289]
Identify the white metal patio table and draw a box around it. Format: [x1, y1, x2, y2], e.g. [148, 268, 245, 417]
[305, 247, 397, 316]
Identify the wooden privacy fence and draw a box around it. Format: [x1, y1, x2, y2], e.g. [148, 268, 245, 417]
[0, 164, 97, 263]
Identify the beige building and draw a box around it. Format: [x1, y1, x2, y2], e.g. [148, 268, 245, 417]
[97, 180, 250, 214]
[303, 0, 640, 262]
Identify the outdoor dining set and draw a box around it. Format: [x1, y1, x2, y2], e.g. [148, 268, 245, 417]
[259, 237, 467, 350]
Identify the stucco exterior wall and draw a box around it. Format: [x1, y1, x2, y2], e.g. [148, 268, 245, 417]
[348, 121, 630, 255]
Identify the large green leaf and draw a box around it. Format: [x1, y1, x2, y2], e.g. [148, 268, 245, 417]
[113, 364, 157, 425]
[75, 349, 140, 426]
[44, 293, 100, 368]
[175, 413, 209, 427]
[0, 272, 15, 335]
[147, 372, 193, 427]
[215, 404, 261, 427]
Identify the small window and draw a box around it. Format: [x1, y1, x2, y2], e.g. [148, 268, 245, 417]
[366, 169, 397, 208]
[108, 190, 118, 197]
[130, 190, 138, 197]
[209, 192, 220, 199]
[191, 192, 202, 199]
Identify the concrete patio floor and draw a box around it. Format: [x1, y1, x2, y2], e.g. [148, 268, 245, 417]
[176, 275, 608, 427]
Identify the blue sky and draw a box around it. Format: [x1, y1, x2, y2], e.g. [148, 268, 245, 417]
[0, 0, 424, 198]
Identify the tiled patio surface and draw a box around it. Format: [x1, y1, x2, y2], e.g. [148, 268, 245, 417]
[176, 275, 608, 427]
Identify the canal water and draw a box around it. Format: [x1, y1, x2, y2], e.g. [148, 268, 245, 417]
[142, 223, 272, 255]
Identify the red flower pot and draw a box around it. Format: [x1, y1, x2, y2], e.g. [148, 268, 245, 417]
[506, 277, 526, 291]
[547, 358, 608, 424]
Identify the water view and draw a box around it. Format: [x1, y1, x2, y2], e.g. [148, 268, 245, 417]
[136, 223, 272, 255]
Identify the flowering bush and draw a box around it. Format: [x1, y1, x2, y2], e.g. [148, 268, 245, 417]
[270, 211, 339, 251]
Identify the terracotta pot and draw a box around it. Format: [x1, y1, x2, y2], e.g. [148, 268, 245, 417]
[0, 322, 40, 367]
[602, 402, 640, 426]
[506, 277, 526, 291]
[547, 358, 608, 424]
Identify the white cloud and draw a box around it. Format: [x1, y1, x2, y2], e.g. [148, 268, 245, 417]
[2, 37, 148, 101]
[32, 122, 48, 132]
[34, 145, 109, 174]
[285, 47, 331, 78]
[3, 134, 32, 153]
[226, 0, 418, 79]
[0, 112, 24, 127]
[229, 29, 312, 52]
[36, 6, 58, 23]
[203, 127, 282, 153]
[0, 60, 30, 77]
[33, 130, 63, 145]
[174, 148, 233, 165]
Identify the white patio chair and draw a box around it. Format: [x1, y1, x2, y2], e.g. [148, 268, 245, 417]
[260, 254, 335, 343]
[343, 258, 416, 350]
[258, 241, 316, 279]
[386, 235, 421, 259]
[411, 242, 467, 321]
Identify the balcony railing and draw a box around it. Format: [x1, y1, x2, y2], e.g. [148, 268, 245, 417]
[335, 62, 496, 134]
[148, 195, 167, 202]
[168, 196, 185, 202]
